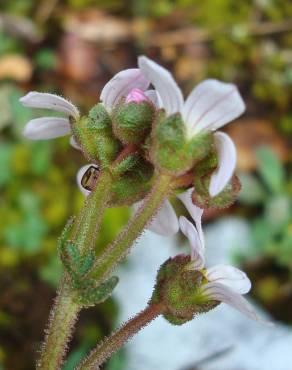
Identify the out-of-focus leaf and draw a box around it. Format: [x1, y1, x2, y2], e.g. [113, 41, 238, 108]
[34, 49, 57, 70]
[107, 349, 127, 370]
[264, 195, 291, 230]
[0, 143, 12, 186]
[30, 142, 51, 176]
[3, 191, 48, 253]
[63, 343, 91, 370]
[238, 172, 266, 205]
[256, 147, 284, 193]
[39, 255, 62, 287]
[0, 85, 13, 130]
[251, 219, 273, 253]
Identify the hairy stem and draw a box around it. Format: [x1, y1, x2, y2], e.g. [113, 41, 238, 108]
[91, 173, 173, 283]
[76, 303, 165, 370]
[73, 169, 113, 252]
[38, 171, 113, 370]
[37, 276, 80, 370]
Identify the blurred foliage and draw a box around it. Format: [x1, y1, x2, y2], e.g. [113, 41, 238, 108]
[0, 0, 292, 368]
[238, 147, 292, 270]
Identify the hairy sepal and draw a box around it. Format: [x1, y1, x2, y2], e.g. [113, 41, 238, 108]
[72, 104, 121, 166]
[150, 113, 213, 175]
[192, 174, 241, 209]
[151, 255, 218, 325]
[110, 158, 154, 206]
[112, 99, 155, 144]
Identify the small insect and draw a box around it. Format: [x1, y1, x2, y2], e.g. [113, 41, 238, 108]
[81, 165, 100, 191]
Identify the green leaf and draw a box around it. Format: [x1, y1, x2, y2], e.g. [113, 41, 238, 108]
[75, 276, 119, 307]
[256, 147, 284, 193]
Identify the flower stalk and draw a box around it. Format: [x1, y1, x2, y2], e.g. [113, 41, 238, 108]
[76, 302, 165, 370]
[90, 172, 174, 283]
[72, 169, 113, 252]
[37, 276, 80, 370]
[38, 170, 114, 370]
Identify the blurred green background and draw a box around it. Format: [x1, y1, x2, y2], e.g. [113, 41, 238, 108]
[0, 0, 291, 369]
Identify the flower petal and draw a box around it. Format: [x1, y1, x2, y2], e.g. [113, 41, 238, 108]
[209, 132, 237, 197]
[22, 117, 71, 140]
[144, 89, 159, 107]
[202, 282, 262, 322]
[206, 264, 251, 294]
[179, 216, 205, 269]
[100, 69, 149, 110]
[125, 88, 149, 103]
[133, 199, 179, 236]
[20, 92, 79, 119]
[138, 56, 184, 116]
[177, 188, 204, 249]
[70, 135, 82, 150]
[182, 79, 245, 138]
[76, 164, 98, 197]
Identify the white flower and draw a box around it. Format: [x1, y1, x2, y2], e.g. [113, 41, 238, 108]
[135, 56, 244, 235]
[138, 56, 243, 197]
[100, 68, 151, 111]
[20, 92, 79, 141]
[179, 214, 263, 322]
[20, 67, 151, 144]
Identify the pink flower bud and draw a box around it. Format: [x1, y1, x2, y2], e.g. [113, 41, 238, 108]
[125, 88, 149, 104]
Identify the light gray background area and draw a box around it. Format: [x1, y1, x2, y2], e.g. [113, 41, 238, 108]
[114, 218, 292, 370]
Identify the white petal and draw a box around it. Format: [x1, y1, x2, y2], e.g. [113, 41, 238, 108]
[144, 89, 159, 106]
[22, 117, 71, 140]
[133, 199, 179, 236]
[177, 188, 204, 249]
[20, 92, 79, 119]
[70, 135, 81, 150]
[202, 282, 262, 322]
[76, 164, 97, 197]
[182, 79, 245, 138]
[206, 264, 251, 294]
[100, 69, 149, 110]
[209, 132, 237, 197]
[179, 216, 205, 269]
[138, 56, 184, 116]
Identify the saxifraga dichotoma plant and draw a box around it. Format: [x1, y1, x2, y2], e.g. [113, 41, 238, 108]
[20, 56, 267, 370]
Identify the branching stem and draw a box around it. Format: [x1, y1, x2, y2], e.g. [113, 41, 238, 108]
[91, 172, 174, 283]
[76, 302, 165, 370]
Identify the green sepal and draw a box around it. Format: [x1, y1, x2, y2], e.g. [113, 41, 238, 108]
[72, 104, 121, 165]
[112, 100, 155, 144]
[111, 153, 140, 177]
[187, 132, 214, 166]
[151, 255, 218, 325]
[88, 103, 112, 131]
[150, 112, 213, 175]
[95, 134, 121, 168]
[191, 147, 218, 178]
[110, 158, 154, 206]
[192, 174, 241, 209]
[74, 275, 119, 307]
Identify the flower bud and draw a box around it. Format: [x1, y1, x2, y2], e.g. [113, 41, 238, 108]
[72, 104, 121, 166]
[150, 112, 213, 176]
[110, 157, 154, 206]
[112, 94, 155, 144]
[151, 255, 218, 325]
[192, 174, 241, 209]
